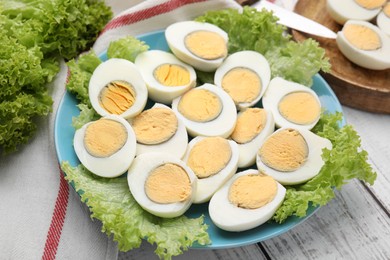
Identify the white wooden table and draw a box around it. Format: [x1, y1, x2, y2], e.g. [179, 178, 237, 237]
[119, 106, 390, 259]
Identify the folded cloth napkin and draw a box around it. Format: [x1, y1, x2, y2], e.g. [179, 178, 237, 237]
[0, 0, 242, 259]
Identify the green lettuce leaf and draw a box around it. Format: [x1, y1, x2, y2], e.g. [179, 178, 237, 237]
[66, 51, 102, 106]
[273, 112, 377, 223]
[61, 162, 211, 260]
[107, 36, 150, 62]
[195, 7, 330, 86]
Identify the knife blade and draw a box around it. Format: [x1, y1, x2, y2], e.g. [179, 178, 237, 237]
[252, 1, 337, 39]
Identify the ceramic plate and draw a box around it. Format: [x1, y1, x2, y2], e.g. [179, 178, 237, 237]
[55, 30, 344, 249]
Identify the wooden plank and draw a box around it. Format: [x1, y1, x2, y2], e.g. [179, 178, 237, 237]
[118, 242, 267, 260]
[262, 179, 390, 259]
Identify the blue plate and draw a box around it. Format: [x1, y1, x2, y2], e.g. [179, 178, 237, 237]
[55, 30, 344, 249]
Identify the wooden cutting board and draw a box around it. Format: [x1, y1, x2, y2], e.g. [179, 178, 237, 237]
[292, 0, 390, 114]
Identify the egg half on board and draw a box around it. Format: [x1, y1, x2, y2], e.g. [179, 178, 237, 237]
[230, 108, 275, 168]
[326, 0, 386, 24]
[171, 83, 237, 138]
[214, 50, 271, 110]
[73, 115, 136, 178]
[209, 169, 286, 232]
[262, 77, 321, 131]
[256, 127, 332, 185]
[336, 20, 390, 70]
[165, 21, 228, 72]
[377, 2, 390, 37]
[134, 50, 196, 104]
[182, 136, 239, 204]
[89, 58, 148, 119]
[129, 103, 188, 159]
[127, 152, 197, 218]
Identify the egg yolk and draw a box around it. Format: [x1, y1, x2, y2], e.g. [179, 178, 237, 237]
[221, 67, 262, 104]
[231, 108, 267, 144]
[354, 0, 386, 9]
[258, 128, 308, 172]
[184, 30, 227, 60]
[178, 88, 222, 122]
[84, 118, 127, 158]
[187, 137, 232, 179]
[99, 80, 136, 115]
[384, 2, 390, 17]
[344, 24, 382, 50]
[278, 91, 321, 125]
[132, 107, 178, 145]
[229, 174, 277, 209]
[145, 163, 191, 204]
[154, 64, 190, 86]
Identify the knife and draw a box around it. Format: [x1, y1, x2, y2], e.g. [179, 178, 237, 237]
[251, 1, 337, 39]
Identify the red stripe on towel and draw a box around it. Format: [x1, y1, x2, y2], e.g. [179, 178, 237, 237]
[42, 168, 70, 260]
[101, 0, 208, 34]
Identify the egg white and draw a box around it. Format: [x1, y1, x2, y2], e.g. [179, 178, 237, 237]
[73, 115, 136, 178]
[89, 58, 148, 119]
[214, 50, 271, 110]
[127, 152, 197, 218]
[129, 103, 188, 159]
[182, 136, 239, 204]
[256, 127, 332, 185]
[377, 6, 390, 37]
[234, 109, 275, 168]
[208, 169, 286, 232]
[134, 50, 196, 104]
[336, 20, 390, 70]
[165, 21, 228, 72]
[326, 0, 383, 24]
[171, 83, 237, 138]
[262, 77, 321, 131]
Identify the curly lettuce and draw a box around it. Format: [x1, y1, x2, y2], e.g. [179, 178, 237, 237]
[0, 0, 112, 154]
[61, 162, 210, 260]
[196, 6, 330, 86]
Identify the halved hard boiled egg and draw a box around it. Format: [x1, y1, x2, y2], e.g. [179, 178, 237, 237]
[256, 128, 332, 185]
[134, 50, 196, 104]
[129, 103, 188, 159]
[327, 0, 386, 24]
[89, 58, 148, 119]
[209, 169, 286, 232]
[230, 108, 275, 168]
[262, 77, 321, 131]
[377, 3, 390, 37]
[172, 83, 237, 138]
[73, 115, 136, 178]
[214, 50, 271, 110]
[336, 20, 390, 70]
[127, 152, 197, 218]
[182, 136, 239, 204]
[165, 21, 228, 72]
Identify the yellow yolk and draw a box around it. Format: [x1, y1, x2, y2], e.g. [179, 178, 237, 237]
[84, 118, 127, 157]
[145, 163, 192, 204]
[344, 24, 382, 50]
[354, 0, 386, 9]
[187, 137, 232, 178]
[154, 64, 190, 86]
[99, 80, 136, 115]
[184, 30, 227, 60]
[221, 67, 262, 104]
[384, 2, 390, 17]
[258, 128, 308, 172]
[278, 91, 321, 125]
[229, 174, 277, 209]
[132, 107, 178, 145]
[178, 88, 222, 122]
[231, 108, 267, 144]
